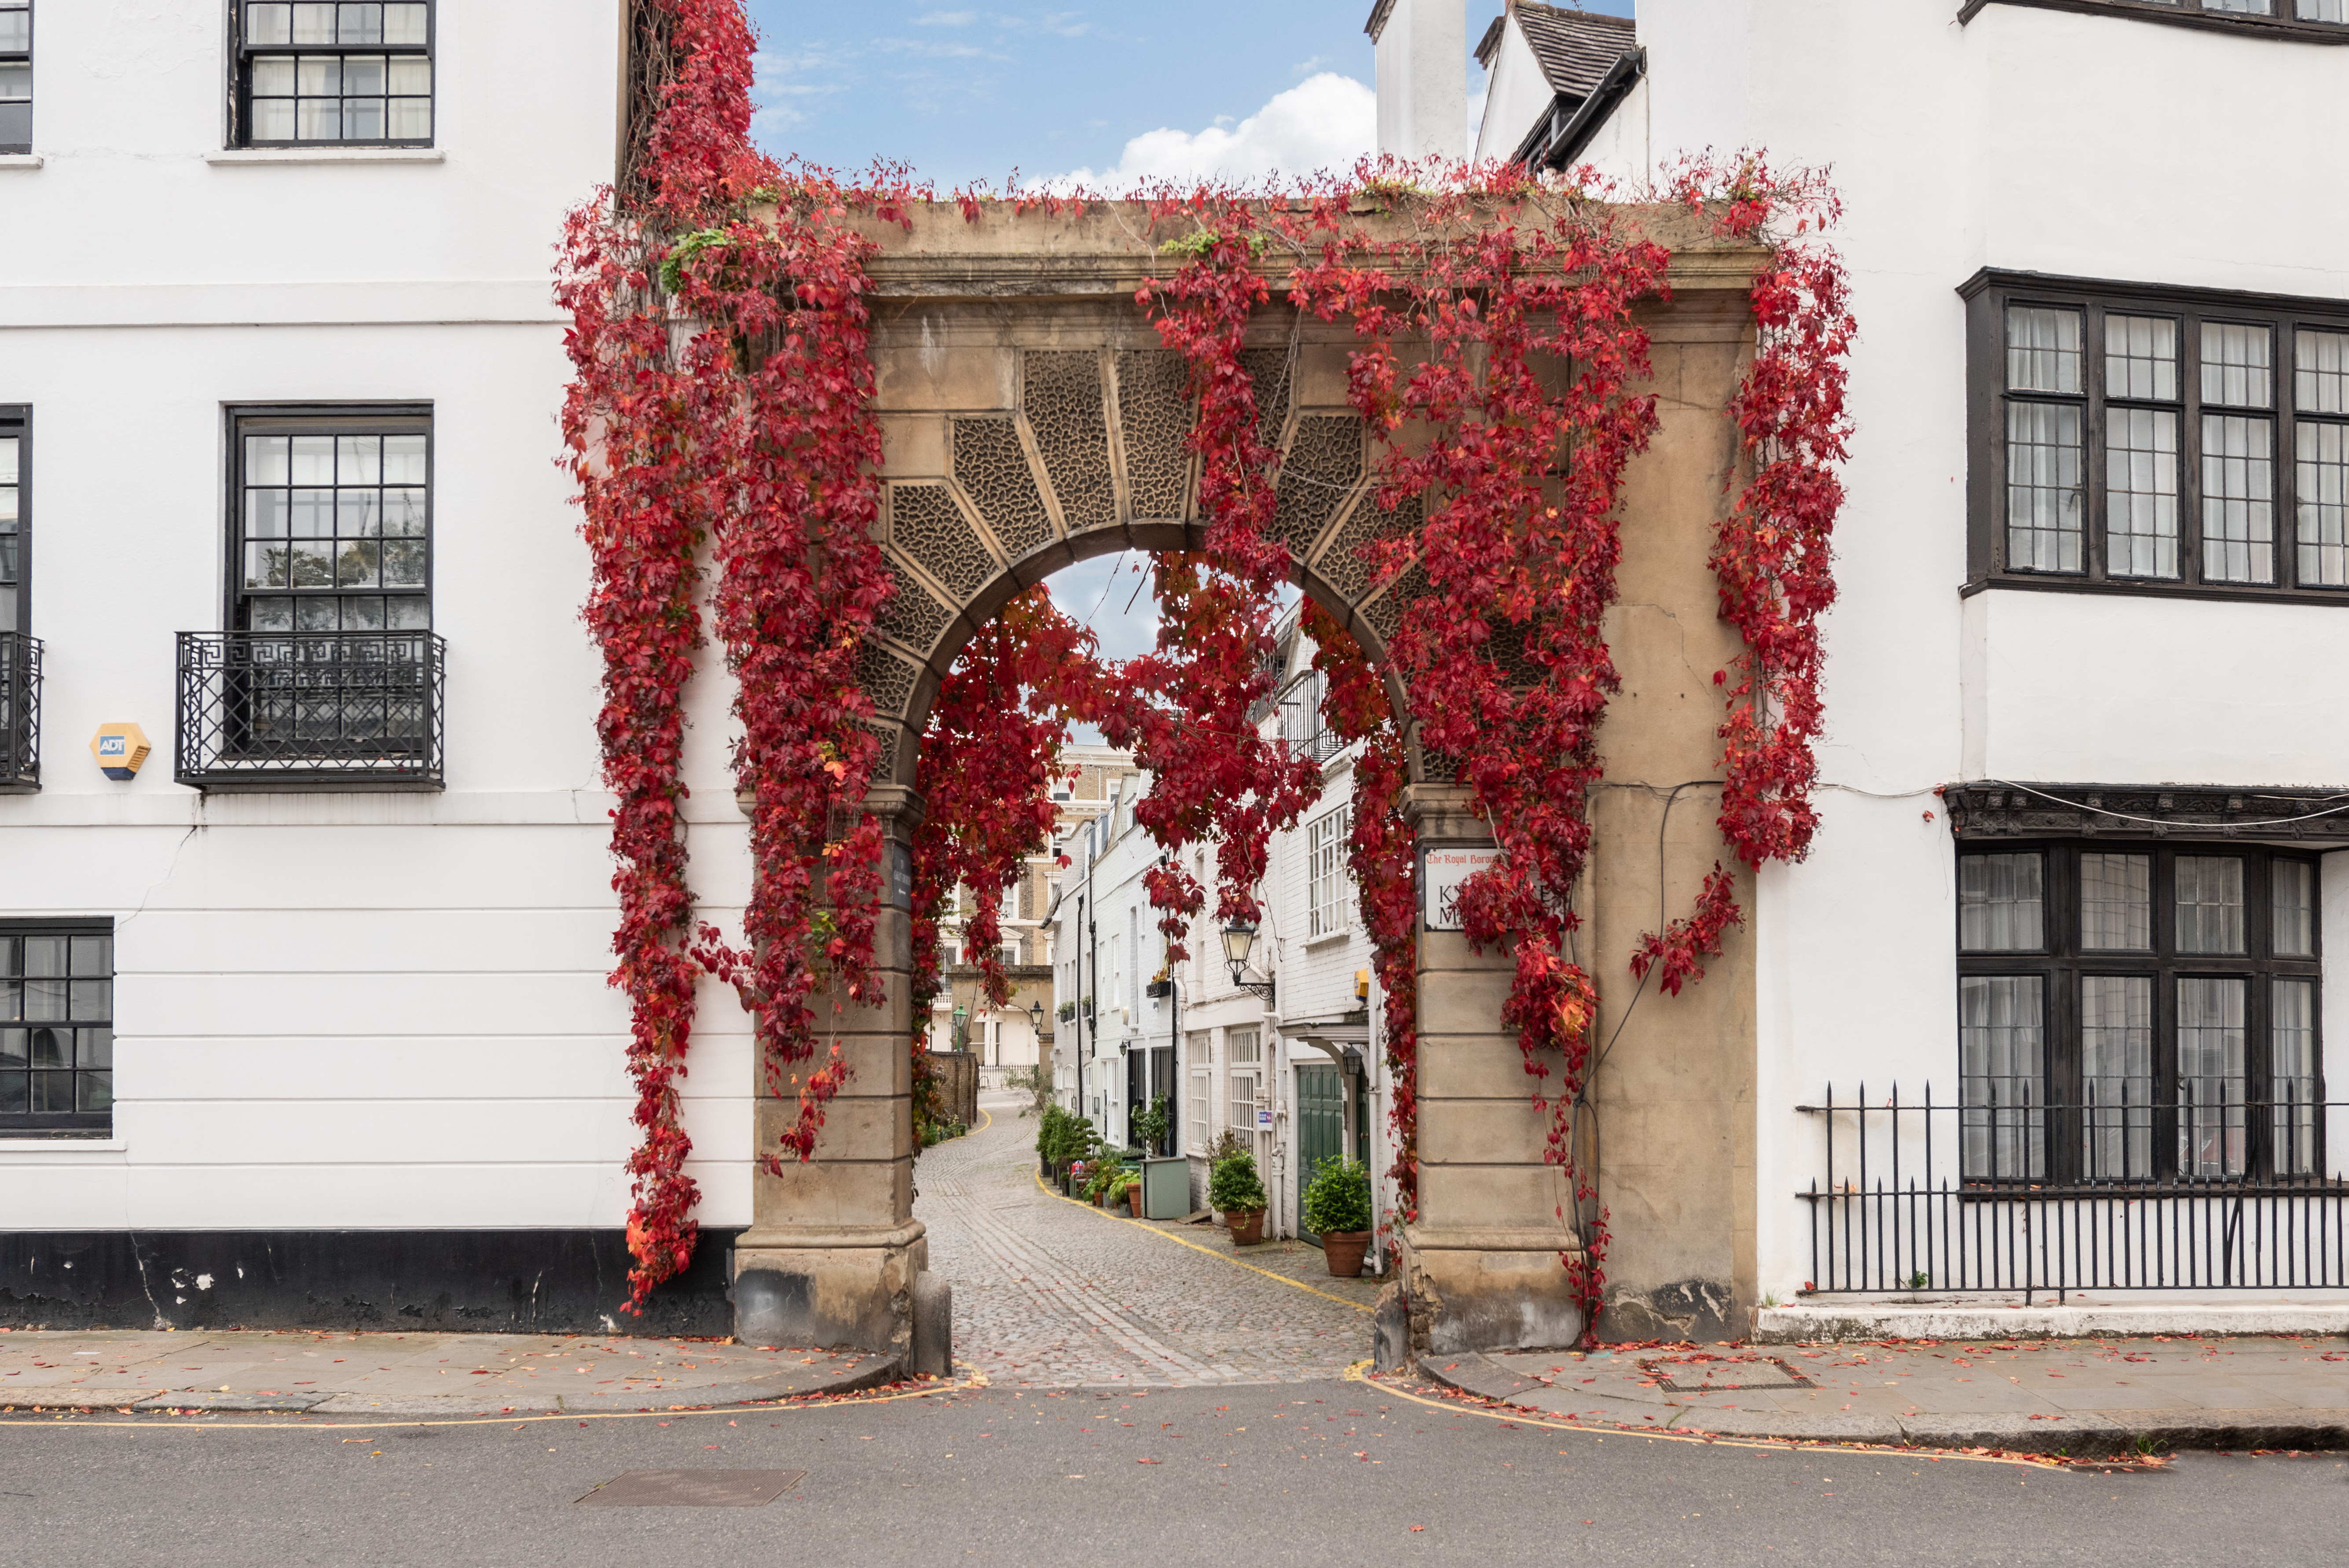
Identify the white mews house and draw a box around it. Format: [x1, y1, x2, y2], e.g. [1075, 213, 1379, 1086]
[1048, 608, 1398, 1255]
[0, 3, 741, 1334]
[1412, 0, 2349, 1334]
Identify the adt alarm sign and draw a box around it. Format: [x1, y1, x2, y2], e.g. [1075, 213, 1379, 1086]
[1420, 846, 1500, 932]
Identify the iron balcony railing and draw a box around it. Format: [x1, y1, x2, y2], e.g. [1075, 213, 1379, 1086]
[175, 630, 446, 791]
[0, 632, 39, 790]
[1799, 1082, 2349, 1303]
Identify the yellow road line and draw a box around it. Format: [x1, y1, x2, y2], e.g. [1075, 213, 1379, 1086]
[1346, 1363, 2069, 1472]
[0, 1366, 990, 1433]
[1030, 1168, 1374, 1314]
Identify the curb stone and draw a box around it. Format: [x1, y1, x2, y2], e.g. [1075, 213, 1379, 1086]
[3, 1352, 906, 1418]
[1415, 1351, 2349, 1456]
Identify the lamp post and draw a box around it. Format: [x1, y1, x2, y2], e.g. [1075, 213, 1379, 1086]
[952, 1002, 968, 1053]
[1220, 917, 1276, 1004]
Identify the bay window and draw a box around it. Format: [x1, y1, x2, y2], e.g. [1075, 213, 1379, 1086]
[1964, 273, 2349, 602]
[1957, 840, 2324, 1184]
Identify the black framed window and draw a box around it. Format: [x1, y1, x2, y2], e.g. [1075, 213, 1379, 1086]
[0, 406, 23, 635]
[232, 407, 431, 635]
[0, 2, 28, 154]
[1963, 1, 2349, 36]
[232, 2, 433, 148]
[1957, 841, 2324, 1186]
[0, 406, 29, 790]
[1965, 273, 2349, 603]
[1, 922, 113, 1135]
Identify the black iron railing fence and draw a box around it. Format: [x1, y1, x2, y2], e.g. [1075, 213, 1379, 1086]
[1799, 1083, 2349, 1302]
[0, 632, 39, 789]
[175, 630, 445, 790]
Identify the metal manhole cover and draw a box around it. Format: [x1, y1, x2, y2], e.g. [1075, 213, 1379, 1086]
[1638, 1356, 1814, 1394]
[575, 1469, 810, 1507]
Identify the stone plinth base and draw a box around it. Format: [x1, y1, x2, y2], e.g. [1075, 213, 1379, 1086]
[732, 1221, 930, 1356]
[1401, 1227, 1586, 1355]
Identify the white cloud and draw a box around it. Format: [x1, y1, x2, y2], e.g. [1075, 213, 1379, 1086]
[874, 37, 993, 59]
[1033, 72, 1374, 192]
[914, 8, 977, 22]
[750, 46, 851, 133]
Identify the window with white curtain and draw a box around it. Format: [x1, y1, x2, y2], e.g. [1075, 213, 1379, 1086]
[1973, 1, 2348, 28]
[235, 2, 435, 147]
[0, 3, 32, 154]
[1957, 841, 2322, 1183]
[1966, 274, 2349, 600]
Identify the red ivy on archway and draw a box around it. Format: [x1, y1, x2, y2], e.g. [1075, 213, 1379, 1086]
[562, 1, 1852, 1337]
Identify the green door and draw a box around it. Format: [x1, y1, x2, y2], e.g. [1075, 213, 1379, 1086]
[1295, 1062, 1345, 1243]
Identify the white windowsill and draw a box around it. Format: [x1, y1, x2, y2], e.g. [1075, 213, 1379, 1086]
[0, 154, 43, 170]
[1304, 929, 1354, 951]
[0, 1137, 126, 1153]
[205, 147, 444, 165]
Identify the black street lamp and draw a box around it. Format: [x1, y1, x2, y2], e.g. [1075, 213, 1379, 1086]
[1220, 917, 1276, 1004]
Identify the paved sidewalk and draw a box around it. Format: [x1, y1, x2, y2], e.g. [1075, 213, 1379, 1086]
[913, 1095, 1375, 1386]
[0, 1330, 896, 1414]
[1423, 1334, 2349, 1454]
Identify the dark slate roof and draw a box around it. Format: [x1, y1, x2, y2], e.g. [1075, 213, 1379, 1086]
[1506, 4, 1637, 99]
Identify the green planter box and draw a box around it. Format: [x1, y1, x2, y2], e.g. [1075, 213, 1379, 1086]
[1139, 1156, 1190, 1221]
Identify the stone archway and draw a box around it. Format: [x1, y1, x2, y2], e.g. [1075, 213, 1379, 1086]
[731, 206, 1769, 1364]
[861, 338, 1419, 789]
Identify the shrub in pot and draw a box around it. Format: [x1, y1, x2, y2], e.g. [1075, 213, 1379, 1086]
[1209, 1150, 1268, 1246]
[1301, 1156, 1374, 1277]
[1129, 1093, 1171, 1158]
[1037, 1103, 1083, 1176]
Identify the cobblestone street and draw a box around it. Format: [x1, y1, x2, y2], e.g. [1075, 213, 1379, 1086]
[913, 1095, 1378, 1388]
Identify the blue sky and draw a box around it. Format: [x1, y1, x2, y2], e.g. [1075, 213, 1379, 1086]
[742, 0, 1634, 191]
[737, 0, 1636, 714]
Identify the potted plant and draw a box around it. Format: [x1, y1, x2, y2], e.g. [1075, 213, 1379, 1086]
[1115, 1172, 1142, 1218]
[1129, 1093, 1171, 1158]
[1209, 1149, 1268, 1246]
[1145, 964, 1173, 999]
[1083, 1157, 1124, 1207]
[1301, 1156, 1374, 1278]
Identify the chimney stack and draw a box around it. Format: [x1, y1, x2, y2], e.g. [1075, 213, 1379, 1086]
[1367, 0, 1468, 163]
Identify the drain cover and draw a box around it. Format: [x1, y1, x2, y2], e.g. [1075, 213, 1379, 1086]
[575, 1469, 810, 1507]
[1639, 1356, 1815, 1394]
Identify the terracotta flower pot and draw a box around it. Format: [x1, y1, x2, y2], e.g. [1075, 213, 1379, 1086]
[1227, 1209, 1265, 1247]
[1322, 1230, 1372, 1279]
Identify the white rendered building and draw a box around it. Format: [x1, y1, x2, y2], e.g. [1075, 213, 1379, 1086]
[0, 2, 747, 1332]
[1047, 609, 1399, 1255]
[1432, 0, 2349, 1333]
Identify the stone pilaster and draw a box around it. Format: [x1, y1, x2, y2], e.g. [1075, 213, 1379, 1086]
[733, 784, 946, 1367]
[1396, 783, 1587, 1354]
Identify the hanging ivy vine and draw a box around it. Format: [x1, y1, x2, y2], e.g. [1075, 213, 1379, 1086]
[564, 0, 1851, 1337]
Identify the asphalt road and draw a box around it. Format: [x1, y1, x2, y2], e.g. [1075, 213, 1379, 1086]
[2, 1381, 2342, 1566]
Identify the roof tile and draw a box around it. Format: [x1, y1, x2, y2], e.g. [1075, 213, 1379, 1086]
[1507, 2, 1637, 99]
